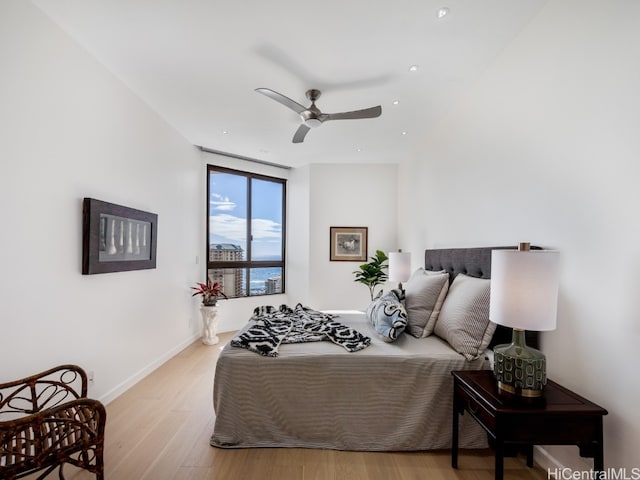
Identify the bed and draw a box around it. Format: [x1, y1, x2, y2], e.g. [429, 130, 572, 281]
[210, 246, 537, 451]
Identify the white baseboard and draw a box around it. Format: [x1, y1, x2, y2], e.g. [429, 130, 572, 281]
[535, 445, 596, 475]
[535, 446, 565, 471]
[99, 333, 200, 405]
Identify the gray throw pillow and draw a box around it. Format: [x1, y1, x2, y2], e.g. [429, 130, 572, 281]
[434, 274, 496, 360]
[404, 268, 450, 338]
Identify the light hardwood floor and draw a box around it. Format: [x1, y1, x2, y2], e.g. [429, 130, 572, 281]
[60, 332, 547, 480]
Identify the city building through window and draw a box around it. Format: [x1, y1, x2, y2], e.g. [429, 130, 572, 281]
[207, 165, 286, 297]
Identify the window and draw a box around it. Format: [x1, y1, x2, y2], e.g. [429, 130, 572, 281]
[207, 165, 286, 298]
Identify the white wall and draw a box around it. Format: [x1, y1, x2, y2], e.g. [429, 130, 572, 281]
[400, 0, 640, 470]
[308, 163, 398, 310]
[287, 165, 311, 306]
[0, 1, 202, 403]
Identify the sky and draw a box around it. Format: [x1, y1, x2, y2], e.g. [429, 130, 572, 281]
[209, 172, 283, 260]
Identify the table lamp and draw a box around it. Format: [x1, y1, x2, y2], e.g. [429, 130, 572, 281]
[388, 250, 412, 291]
[489, 243, 560, 398]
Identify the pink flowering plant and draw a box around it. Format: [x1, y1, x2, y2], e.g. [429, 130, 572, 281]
[191, 279, 227, 306]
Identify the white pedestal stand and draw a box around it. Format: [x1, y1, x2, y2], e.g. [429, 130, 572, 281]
[199, 305, 219, 345]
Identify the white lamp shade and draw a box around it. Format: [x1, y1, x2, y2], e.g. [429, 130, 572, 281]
[489, 250, 560, 331]
[388, 251, 412, 283]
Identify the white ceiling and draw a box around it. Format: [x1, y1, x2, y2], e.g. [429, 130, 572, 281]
[33, 0, 547, 168]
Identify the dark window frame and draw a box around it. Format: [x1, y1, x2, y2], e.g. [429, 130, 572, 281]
[206, 164, 286, 297]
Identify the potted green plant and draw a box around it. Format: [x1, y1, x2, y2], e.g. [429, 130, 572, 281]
[191, 279, 228, 306]
[353, 249, 389, 300]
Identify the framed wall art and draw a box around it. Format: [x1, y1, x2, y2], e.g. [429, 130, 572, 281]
[329, 226, 367, 262]
[82, 198, 158, 274]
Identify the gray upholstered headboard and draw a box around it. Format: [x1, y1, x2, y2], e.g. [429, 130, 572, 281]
[424, 246, 540, 349]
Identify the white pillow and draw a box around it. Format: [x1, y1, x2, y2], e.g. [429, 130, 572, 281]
[404, 268, 449, 338]
[434, 273, 496, 360]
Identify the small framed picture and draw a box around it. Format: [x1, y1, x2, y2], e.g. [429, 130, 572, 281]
[329, 226, 368, 262]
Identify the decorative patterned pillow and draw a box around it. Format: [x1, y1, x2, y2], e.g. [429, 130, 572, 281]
[434, 274, 496, 360]
[404, 268, 450, 338]
[366, 289, 408, 342]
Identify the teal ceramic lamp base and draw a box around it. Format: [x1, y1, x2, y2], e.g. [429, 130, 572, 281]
[493, 329, 546, 398]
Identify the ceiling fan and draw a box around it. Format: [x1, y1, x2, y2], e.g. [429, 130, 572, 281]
[255, 88, 382, 143]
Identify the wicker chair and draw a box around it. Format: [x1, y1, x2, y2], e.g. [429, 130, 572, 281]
[0, 365, 106, 480]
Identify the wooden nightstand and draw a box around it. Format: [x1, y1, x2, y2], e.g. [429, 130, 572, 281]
[451, 370, 608, 480]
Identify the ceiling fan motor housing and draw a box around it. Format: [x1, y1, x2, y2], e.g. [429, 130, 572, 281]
[300, 109, 322, 128]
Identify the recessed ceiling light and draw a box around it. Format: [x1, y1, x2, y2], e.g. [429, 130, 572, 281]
[401, 131, 408, 136]
[437, 7, 450, 19]
[392, 100, 400, 105]
[356, 148, 362, 152]
[409, 65, 419, 72]
[222, 130, 229, 135]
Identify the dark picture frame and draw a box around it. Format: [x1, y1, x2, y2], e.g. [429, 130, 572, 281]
[82, 198, 158, 275]
[329, 226, 368, 262]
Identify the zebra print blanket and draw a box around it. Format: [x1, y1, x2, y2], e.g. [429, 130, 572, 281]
[230, 304, 371, 357]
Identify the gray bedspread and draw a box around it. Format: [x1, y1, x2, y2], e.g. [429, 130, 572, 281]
[210, 312, 490, 451]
